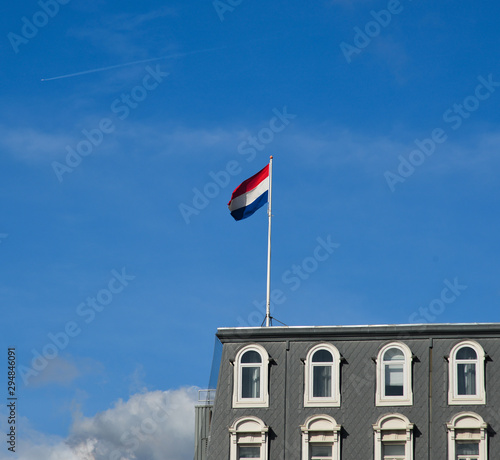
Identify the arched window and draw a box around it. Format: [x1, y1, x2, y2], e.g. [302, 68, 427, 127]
[446, 412, 487, 460]
[376, 342, 413, 406]
[304, 343, 341, 407]
[448, 341, 486, 405]
[373, 413, 414, 460]
[229, 416, 269, 460]
[300, 415, 341, 460]
[233, 344, 269, 408]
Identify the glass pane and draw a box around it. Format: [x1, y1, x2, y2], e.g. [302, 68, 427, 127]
[457, 347, 477, 360]
[383, 443, 405, 456]
[310, 444, 332, 459]
[385, 364, 404, 396]
[241, 350, 262, 363]
[456, 442, 479, 455]
[312, 350, 333, 362]
[457, 363, 476, 395]
[238, 445, 260, 458]
[242, 367, 260, 398]
[313, 365, 332, 397]
[383, 348, 404, 361]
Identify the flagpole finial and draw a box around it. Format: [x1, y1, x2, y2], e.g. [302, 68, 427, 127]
[270, 155, 273, 160]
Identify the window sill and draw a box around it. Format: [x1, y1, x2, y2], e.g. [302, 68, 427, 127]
[233, 399, 269, 409]
[375, 397, 413, 407]
[448, 395, 486, 405]
[304, 398, 340, 408]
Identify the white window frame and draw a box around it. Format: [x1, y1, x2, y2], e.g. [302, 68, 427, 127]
[375, 342, 413, 406]
[300, 414, 341, 460]
[304, 343, 341, 407]
[446, 412, 487, 460]
[448, 341, 486, 405]
[373, 413, 414, 460]
[229, 416, 268, 460]
[233, 344, 269, 408]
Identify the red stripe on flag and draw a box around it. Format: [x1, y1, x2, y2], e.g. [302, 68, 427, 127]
[228, 164, 269, 204]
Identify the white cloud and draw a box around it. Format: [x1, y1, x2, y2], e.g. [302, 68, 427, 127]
[0, 126, 73, 163]
[371, 36, 411, 84]
[68, 7, 178, 57]
[1, 121, 245, 166]
[0, 121, 122, 165]
[106, 7, 178, 32]
[27, 356, 80, 387]
[5, 387, 199, 460]
[116, 122, 248, 159]
[279, 122, 500, 180]
[26, 355, 105, 388]
[5, 115, 500, 182]
[125, 364, 148, 395]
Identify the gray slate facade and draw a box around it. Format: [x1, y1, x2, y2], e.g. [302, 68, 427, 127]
[204, 323, 500, 460]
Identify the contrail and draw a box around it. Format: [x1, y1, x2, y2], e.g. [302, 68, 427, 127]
[41, 45, 226, 82]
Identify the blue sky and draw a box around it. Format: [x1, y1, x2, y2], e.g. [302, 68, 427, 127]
[1, 0, 500, 458]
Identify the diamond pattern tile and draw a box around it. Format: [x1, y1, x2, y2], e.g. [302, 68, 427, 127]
[206, 328, 500, 460]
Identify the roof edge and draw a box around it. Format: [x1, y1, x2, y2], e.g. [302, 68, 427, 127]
[216, 322, 500, 342]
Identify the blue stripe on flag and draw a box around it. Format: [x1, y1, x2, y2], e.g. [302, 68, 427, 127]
[230, 191, 268, 221]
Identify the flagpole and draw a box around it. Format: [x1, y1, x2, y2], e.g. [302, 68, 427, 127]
[265, 156, 273, 327]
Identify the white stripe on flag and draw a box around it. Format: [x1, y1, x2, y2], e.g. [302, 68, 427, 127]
[228, 179, 269, 212]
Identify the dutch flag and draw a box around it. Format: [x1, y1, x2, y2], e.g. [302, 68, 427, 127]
[228, 164, 269, 221]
